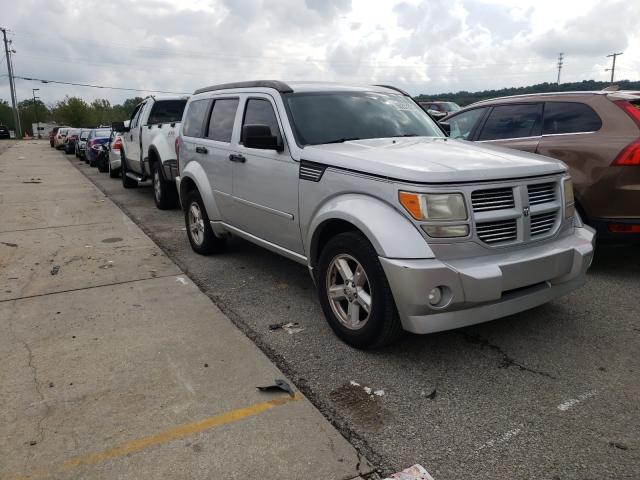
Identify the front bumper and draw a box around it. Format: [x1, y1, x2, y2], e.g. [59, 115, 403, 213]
[380, 226, 595, 334]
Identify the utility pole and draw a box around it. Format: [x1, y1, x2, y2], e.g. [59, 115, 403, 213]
[1, 27, 21, 137]
[556, 53, 564, 85]
[32, 88, 40, 138]
[605, 52, 623, 85]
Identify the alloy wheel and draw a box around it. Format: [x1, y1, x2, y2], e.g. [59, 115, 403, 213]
[326, 254, 372, 330]
[188, 202, 205, 246]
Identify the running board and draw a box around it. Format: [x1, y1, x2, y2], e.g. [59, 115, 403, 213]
[125, 172, 144, 182]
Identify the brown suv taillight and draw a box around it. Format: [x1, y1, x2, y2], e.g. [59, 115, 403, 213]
[612, 139, 640, 166]
[612, 100, 640, 166]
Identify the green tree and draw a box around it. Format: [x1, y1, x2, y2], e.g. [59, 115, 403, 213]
[52, 96, 93, 127]
[18, 98, 51, 136]
[0, 99, 15, 129]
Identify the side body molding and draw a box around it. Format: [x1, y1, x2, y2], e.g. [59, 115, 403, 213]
[305, 194, 435, 263]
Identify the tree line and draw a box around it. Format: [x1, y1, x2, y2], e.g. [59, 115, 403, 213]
[415, 79, 640, 106]
[0, 96, 144, 135]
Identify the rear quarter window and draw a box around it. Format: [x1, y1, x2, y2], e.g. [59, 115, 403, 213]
[542, 102, 602, 135]
[182, 99, 211, 138]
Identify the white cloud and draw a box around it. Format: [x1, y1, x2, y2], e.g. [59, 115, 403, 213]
[0, 0, 637, 106]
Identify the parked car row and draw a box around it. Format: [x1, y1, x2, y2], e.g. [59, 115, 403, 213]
[57, 81, 639, 348]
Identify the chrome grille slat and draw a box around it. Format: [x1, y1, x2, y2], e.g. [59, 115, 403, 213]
[530, 211, 557, 237]
[471, 187, 515, 213]
[528, 182, 556, 205]
[475, 218, 517, 244]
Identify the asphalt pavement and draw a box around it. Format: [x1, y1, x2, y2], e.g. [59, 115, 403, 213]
[67, 144, 639, 479]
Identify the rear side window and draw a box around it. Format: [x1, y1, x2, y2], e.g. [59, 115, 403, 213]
[542, 102, 602, 135]
[207, 99, 239, 142]
[148, 100, 187, 124]
[447, 107, 488, 140]
[242, 99, 282, 144]
[182, 99, 211, 138]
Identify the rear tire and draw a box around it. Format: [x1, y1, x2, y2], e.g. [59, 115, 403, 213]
[183, 189, 226, 255]
[120, 147, 138, 188]
[152, 161, 178, 210]
[317, 231, 403, 349]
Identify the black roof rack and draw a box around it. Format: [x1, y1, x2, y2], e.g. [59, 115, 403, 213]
[373, 84, 410, 96]
[194, 80, 294, 95]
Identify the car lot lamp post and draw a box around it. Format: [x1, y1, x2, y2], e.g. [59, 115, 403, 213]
[32, 88, 40, 138]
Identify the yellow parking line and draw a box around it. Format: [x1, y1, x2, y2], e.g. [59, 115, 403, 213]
[12, 393, 302, 480]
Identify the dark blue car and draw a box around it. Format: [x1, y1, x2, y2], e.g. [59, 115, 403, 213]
[86, 128, 112, 168]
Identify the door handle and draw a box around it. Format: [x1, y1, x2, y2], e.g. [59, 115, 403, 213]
[195, 146, 208, 154]
[229, 154, 246, 163]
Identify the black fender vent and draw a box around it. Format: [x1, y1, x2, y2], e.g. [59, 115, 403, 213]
[299, 160, 326, 182]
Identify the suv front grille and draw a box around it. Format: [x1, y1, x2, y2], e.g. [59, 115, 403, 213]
[476, 219, 517, 244]
[468, 177, 562, 246]
[471, 187, 515, 212]
[530, 212, 557, 237]
[527, 182, 555, 205]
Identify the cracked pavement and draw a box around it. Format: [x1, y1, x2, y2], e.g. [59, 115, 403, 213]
[68, 144, 640, 479]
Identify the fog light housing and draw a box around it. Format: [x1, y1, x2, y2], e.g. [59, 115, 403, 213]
[422, 224, 469, 238]
[428, 287, 442, 306]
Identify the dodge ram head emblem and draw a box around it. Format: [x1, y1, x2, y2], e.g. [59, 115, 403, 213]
[523, 206, 530, 217]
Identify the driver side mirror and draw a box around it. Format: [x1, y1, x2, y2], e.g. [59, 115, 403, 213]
[112, 121, 129, 133]
[438, 121, 451, 137]
[242, 124, 283, 151]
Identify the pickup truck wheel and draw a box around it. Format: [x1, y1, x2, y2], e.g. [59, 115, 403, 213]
[152, 161, 178, 210]
[318, 231, 402, 349]
[183, 189, 226, 254]
[120, 148, 138, 188]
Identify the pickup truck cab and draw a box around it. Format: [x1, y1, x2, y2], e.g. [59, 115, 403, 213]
[113, 96, 188, 209]
[177, 81, 595, 348]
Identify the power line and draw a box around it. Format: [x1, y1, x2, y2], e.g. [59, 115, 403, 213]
[13, 75, 190, 95]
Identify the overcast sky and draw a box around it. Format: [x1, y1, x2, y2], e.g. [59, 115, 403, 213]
[1, 0, 638, 106]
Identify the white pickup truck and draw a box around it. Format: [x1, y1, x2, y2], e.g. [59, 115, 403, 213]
[112, 96, 188, 209]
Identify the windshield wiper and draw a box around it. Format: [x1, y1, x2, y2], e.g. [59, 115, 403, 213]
[320, 137, 362, 145]
[392, 134, 420, 137]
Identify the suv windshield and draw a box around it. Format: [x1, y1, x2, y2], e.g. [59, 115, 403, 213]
[285, 91, 443, 146]
[439, 102, 460, 113]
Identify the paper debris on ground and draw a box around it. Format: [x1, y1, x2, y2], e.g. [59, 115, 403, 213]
[383, 464, 435, 480]
[268, 322, 304, 334]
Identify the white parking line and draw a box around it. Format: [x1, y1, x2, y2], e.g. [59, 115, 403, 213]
[557, 389, 597, 412]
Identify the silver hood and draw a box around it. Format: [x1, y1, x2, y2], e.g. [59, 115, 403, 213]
[301, 137, 566, 183]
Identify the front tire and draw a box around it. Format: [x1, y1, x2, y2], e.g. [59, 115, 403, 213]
[152, 161, 178, 210]
[317, 231, 402, 349]
[183, 189, 226, 255]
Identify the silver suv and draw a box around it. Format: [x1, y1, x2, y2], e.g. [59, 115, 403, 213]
[177, 81, 595, 348]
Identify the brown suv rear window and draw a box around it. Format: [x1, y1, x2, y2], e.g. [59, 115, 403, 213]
[542, 102, 602, 135]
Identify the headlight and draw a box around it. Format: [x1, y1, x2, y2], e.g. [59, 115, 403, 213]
[563, 178, 575, 218]
[399, 192, 467, 221]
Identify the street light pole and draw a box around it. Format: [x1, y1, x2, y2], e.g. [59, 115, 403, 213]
[32, 88, 40, 138]
[1, 27, 21, 137]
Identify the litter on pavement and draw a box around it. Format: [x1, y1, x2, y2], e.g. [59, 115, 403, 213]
[257, 379, 295, 398]
[50, 265, 60, 275]
[268, 322, 304, 334]
[383, 464, 435, 480]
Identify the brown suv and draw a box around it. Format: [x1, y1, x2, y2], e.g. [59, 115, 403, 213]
[442, 91, 640, 240]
